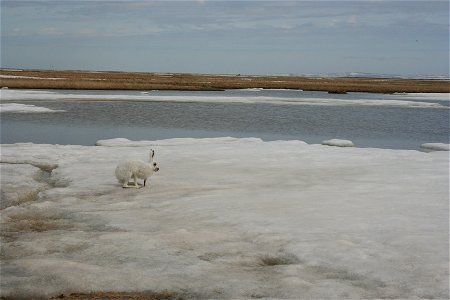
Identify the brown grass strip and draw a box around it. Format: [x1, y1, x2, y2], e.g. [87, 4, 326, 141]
[1, 69, 449, 93]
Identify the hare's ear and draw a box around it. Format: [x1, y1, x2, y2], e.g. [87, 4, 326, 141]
[149, 149, 155, 162]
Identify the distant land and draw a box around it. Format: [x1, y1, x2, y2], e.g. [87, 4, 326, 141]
[1, 69, 449, 93]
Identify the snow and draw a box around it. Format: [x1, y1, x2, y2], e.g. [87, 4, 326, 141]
[321, 139, 355, 147]
[420, 143, 450, 151]
[0, 137, 448, 299]
[0, 103, 65, 113]
[1, 89, 447, 108]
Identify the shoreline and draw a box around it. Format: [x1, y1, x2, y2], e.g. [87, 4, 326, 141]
[1, 69, 449, 93]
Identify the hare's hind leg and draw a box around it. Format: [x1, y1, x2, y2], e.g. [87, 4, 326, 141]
[122, 171, 132, 188]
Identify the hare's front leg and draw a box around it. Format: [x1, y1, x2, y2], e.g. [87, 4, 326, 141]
[133, 174, 140, 188]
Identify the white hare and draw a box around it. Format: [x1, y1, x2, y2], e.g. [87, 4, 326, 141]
[115, 149, 160, 188]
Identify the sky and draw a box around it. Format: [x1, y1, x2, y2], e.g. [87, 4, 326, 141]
[1, 0, 449, 77]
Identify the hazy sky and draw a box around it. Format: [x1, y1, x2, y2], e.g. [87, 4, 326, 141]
[1, 0, 449, 76]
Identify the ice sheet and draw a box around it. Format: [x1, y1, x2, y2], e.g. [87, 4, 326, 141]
[1, 89, 447, 108]
[0, 138, 448, 299]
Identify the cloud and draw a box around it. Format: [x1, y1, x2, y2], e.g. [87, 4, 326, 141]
[75, 28, 97, 37]
[2, 0, 448, 39]
[38, 27, 63, 36]
[348, 15, 358, 25]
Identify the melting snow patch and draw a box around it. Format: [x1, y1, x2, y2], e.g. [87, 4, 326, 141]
[0, 103, 65, 113]
[96, 137, 263, 147]
[95, 138, 133, 146]
[420, 143, 450, 151]
[0, 75, 64, 80]
[322, 139, 355, 147]
[398, 93, 450, 102]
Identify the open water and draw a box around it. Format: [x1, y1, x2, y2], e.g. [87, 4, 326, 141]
[1, 89, 448, 149]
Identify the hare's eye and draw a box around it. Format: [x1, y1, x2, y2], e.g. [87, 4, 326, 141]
[153, 163, 157, 166]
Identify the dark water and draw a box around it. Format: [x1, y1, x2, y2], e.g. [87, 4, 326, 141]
[1, 90, 448, 149]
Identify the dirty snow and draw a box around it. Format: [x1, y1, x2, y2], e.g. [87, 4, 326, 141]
[420, 143, 450, 151]
[321, 139, 355, 147]
[0, 164, 51, 209]
[0, 138, 448, 299]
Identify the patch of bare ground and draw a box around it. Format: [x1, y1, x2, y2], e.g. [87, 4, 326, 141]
[0, 209, 73, 242]
[0, 291, 183, 300]
[1, 69, 449, 93]
[49, 291, 183, 300]
[257, 252, 302, 266]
